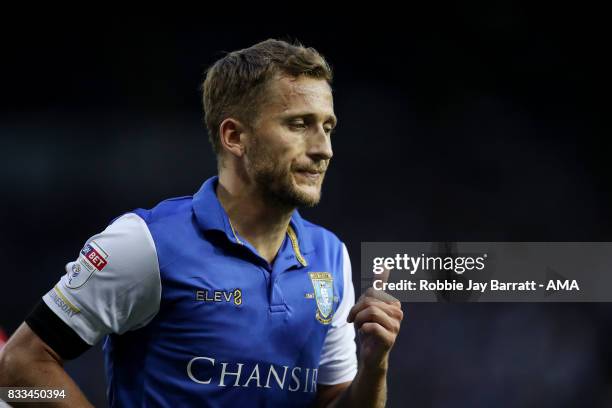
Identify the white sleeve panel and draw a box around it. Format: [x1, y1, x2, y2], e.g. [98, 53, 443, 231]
[318, 243, 358, 385]
[42, 213, 161, 346]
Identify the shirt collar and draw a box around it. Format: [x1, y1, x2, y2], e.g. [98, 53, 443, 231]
[192, 176, 314, 264]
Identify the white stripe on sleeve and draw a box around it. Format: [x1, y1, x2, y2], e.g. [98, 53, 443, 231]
[42, 213, 161, 345]
[317, 243, 358, 385]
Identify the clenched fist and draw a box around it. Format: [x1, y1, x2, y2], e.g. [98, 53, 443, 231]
[347, 287, 403, 370]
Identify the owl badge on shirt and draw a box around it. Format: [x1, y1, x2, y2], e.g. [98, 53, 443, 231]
[309, 272, 334, 324]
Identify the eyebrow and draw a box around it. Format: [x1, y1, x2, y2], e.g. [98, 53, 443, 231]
[283, 112, 338, 127]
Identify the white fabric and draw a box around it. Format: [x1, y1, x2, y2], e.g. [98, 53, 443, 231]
[42, 214, 358, 384]
[317, 243, 358, 385]
[43, 213, 161, 345]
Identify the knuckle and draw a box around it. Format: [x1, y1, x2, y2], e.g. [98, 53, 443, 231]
[363, 298, 376, 308]
[393, 320, 401, 333]
[360, 308, 376, 321]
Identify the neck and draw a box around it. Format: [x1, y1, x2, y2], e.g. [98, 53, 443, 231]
[217, 171, 294, 265]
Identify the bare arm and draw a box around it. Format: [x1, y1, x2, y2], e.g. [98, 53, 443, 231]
[316, 362, 388, 408]
[0, 323, 93, 407]
[316, 366, 388, 408]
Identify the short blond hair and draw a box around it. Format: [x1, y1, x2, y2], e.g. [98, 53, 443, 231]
[202, 39, 333, 155]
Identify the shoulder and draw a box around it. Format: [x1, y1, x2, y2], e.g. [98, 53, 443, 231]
[126, 194, 215, 270]
[298, 217, 351, 291]
[300, 218, 345, 255]
[129, 195, 194, 226]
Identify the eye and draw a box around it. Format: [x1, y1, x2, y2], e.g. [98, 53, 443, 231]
[324, 123, 336, 135]
[288, 120, 307, 131]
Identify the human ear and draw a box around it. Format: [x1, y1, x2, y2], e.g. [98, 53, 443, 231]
[219, 118, 247, 158]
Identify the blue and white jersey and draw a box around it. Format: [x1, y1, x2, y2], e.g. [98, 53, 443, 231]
[42, 176, 357, 407]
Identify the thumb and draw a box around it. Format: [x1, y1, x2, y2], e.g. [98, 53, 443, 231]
[370, 266, 400, 303]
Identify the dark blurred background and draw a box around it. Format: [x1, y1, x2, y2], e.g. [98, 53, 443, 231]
[1, 7, 611, 407]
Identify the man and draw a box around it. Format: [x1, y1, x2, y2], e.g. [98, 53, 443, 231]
[0, 39, 403, 407]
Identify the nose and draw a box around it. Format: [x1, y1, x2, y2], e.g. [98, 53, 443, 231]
[307, 125, 333, 162]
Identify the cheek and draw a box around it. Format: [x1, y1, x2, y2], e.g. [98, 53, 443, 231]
[274, 139, 303, 164]
[256, 128, 305, 165]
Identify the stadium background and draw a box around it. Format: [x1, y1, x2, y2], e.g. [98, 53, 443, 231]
[1, 8, 611, 407]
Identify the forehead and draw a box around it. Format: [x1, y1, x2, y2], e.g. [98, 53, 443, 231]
[260, 75, 334, 119]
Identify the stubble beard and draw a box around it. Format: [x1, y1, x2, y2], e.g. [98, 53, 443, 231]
[247, 138, 324, 209]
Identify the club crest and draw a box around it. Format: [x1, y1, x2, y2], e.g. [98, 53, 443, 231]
[309, 272, 334, 324]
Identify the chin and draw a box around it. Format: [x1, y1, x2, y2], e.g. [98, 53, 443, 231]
[292, 184, 322, 207]
[267, 173, 324, 208]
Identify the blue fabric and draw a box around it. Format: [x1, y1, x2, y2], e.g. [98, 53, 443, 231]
[103, 176, 346, 407]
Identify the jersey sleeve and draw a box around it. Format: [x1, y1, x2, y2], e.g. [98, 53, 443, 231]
[317, 243, 358, 385]
[39, 213, 162, 346]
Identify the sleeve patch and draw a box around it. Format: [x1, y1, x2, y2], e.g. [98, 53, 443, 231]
[66, 241, 108, 288]
[48, 286, 81, 317]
